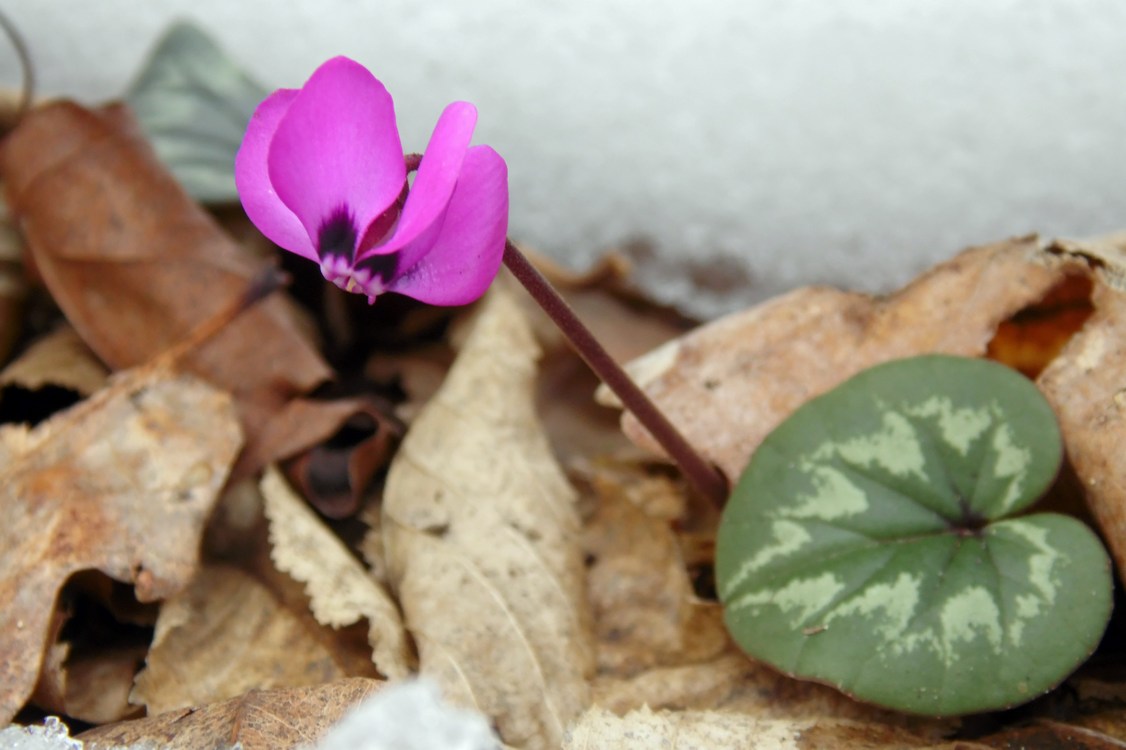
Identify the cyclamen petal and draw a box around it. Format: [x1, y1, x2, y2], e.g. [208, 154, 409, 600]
[267, 57, 406, 262]
[235, 56, 508, 306]
[355, 100, 478, 266]
[387, 146, 509, 305]
[234, 89, 314, 260]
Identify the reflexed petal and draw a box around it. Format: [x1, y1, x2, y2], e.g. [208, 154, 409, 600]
[234, 88, 316, 259]
[267, 57, 405, 258]
[387, 146, 508, 305]
[355, 100, 477, 265]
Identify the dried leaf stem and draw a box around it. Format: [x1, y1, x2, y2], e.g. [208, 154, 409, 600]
[502, 240, 729, 507]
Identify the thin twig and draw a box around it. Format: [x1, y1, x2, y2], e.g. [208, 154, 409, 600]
[0, 7, 34, 125]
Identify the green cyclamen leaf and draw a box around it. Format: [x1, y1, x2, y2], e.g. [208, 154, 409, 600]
[716, 354, 1112, 716]
[126, 22, 268, 203]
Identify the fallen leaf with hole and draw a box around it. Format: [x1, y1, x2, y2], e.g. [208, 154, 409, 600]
[602, 235, 1075, 482]
[80, 677, 383, 750]
[0, 325, 108, 424]
[605, 233, 1126, 590]
[262, 465, 412, 679]
[0, 325, 108, 398]
[381, 283, 594, 750]
[0, 101, 331, 470]
[131, 564, 379, 715]
[0, 363, 241, 722]
[1038, 238, 1126, 581]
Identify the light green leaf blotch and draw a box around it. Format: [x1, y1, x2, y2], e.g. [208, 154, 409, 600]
[939, 586, 1004, 663]
[990, 423, 1031, 514]
[720, 520, 811, 599]
[729, 572, 845, 629]
[832, 412, 928, 479]
[788, 464, 870, 520]
[1002, 521, 1061, 644]
[907, 396, 993, 455]
[824, 571, 921, 641]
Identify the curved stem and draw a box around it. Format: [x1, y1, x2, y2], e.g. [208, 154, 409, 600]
[503, 239, 729, 508]
[0, 7, 33, 126]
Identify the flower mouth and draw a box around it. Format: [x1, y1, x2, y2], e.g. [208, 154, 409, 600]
[316, 204, 401, 300]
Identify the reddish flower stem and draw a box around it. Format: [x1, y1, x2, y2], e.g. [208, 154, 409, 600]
[502, 240, 729, 507]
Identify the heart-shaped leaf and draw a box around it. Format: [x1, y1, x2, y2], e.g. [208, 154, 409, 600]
[716, 354, 1112, 716]
[126, 22, 267, 203]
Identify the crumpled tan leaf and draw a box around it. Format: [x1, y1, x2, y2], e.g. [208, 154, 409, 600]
[261, 465, 413, 679]
[382, 283, 593, 750]
[0, 364, 242, 722]
[81, 677, 384, 750]
[131, 564, 378, 715]
[602, 236, 1070, 481]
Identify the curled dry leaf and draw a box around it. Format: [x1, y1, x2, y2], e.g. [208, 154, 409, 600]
[0, 101, 331, 470]
[1038, 238, 1126, 579]
[262, 466, 412, 679]
[33, 642, 147, 725]
[603, 236, 1071, 481]
[562, 706, 936, 750]
[241, 397, 403, 517]
[81, 677, 384, 750]
[0, 365, 242, 722]
[132, 564, 379, 715]
[382, 284, 593, 750]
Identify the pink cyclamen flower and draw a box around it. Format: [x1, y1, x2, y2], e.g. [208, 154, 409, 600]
[235, 56, 508, 305]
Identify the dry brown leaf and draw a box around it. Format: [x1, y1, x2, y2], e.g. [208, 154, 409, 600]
[382, 283, 593, 750]
[81, 677, 384, 750]
[971, 721, 1126, 749]
[262, 465, 413, 679]
[0, 365, 241, 722]
[584, 473, 727, 676]
[0, 101, 331, 471]
[1037, 239, 1126, 579]
[562, 706, 943, 750]
[132, 563, 378, 715]
[602, 236, 1071, 480]
[0, 325, 108, 396]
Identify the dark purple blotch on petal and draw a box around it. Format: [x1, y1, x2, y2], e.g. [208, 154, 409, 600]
[356, 251, 400, 286]
[317, 206, 359, 261]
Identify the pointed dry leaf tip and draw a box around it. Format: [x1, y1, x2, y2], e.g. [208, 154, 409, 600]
[235, 56, 509, 306]
[716, 355, 1113, 716]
